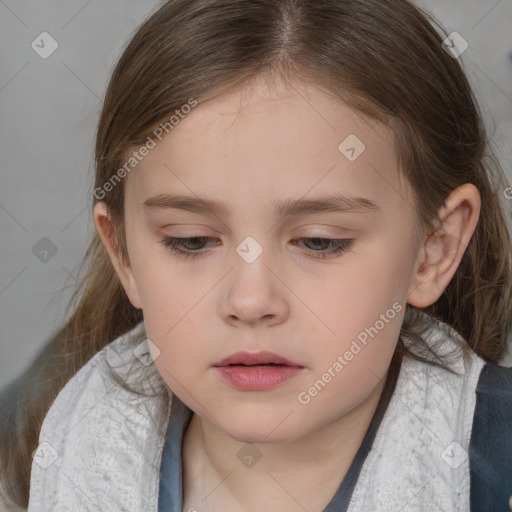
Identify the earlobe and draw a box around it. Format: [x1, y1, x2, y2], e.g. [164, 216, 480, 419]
[407, 183, 481, 308]
[93, 201, 143, 309]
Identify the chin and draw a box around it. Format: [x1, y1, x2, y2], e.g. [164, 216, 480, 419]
[227, 428, 290, 445]
[221, 416, 304, 445]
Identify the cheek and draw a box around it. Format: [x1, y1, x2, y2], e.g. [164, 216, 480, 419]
[290, 240, 410, 384]
[127, 247, 206, 360]
[295, 349, 394, 429]
[347, 236, 416, 308]
[145, 305, 206, 390]
[128, 234, 190, 317]
[298, 255, 407, 344]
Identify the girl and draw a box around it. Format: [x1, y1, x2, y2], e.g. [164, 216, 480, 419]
[1, 0, 511, 510]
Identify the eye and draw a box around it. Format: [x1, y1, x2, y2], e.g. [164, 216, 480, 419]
[291, 237, 354, 259]
[161, 236, 353, 260]
[160, 236, 219, 259]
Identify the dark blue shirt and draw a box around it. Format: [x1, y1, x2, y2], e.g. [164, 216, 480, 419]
[469, 362, 512, 511]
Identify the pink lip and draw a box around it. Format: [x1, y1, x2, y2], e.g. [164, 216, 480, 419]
[214, 351, 303, 391]
[214, 351, 302, 367]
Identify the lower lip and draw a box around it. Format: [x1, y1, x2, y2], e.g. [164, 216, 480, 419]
[215, 365, 302, 391]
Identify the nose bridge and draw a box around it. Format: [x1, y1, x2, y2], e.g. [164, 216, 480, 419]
[230, 234, 274, 297]
[219, 234, 288, 324]
[235, 234, 266, 265]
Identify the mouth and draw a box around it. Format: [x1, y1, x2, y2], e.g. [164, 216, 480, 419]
[228, 363, 283, 368]
[213, 351, 303, 368]
[213, 351, 303, 391]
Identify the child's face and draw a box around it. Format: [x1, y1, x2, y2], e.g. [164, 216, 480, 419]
[116, 76, 424, 443]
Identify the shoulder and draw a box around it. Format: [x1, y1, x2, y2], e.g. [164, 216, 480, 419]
[475, 360, 512, 392]
[39, 321, 170, 426]
[403, 314, 512, 509]
[471, 360, 512, 437]
[36, 321, 151, 437]
[35, 321, 171, 445]
[27, 321, 172, 511]
[469, 361, 512, 511]
[400, 313, 487, 404]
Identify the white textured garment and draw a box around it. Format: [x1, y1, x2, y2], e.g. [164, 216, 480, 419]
[27, 316, 485, 512]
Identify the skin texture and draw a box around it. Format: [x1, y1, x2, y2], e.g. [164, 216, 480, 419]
[94, 75, 481, 511]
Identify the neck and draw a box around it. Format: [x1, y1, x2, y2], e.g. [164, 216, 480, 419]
[182, 373, 389, 512]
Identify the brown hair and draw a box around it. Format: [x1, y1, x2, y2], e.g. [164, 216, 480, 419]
[2, 0, 511, 507]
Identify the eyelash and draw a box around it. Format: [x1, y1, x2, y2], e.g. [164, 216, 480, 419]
[160, 236, 354, 260]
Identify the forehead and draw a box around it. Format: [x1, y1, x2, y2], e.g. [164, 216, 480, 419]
[123, 76, 414, 218]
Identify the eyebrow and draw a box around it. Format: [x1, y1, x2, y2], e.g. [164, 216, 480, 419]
[143, 193, 379, 217]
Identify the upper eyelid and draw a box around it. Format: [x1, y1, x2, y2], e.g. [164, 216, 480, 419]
[162, 225, 356, 238]
[161, 236, 354, 261]
[162, 235, 351, 242]
[164, 235, 353, 248]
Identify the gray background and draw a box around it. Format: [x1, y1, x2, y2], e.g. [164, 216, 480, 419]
[1, 0, 512, 389]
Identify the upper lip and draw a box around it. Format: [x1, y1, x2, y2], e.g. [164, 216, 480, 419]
[214, 351, 303, 367]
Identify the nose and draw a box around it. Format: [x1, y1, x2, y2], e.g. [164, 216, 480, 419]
[218, 250, 289, 327]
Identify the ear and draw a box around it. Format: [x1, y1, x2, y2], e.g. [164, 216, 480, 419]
[93, 201, 143, 309]
[407, 183, 481, 308]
